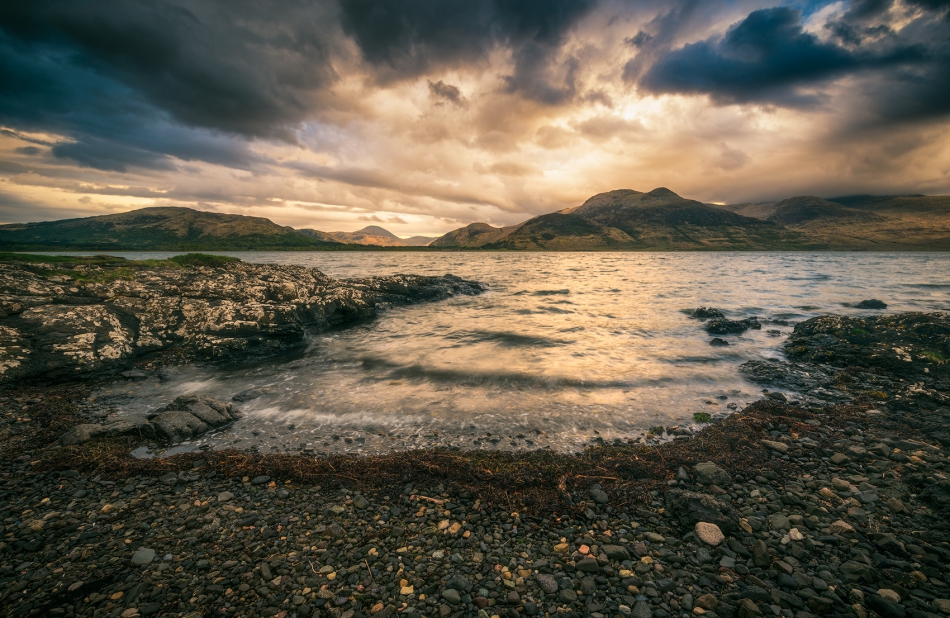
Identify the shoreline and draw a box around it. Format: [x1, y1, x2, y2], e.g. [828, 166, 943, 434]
[3, 383, 950, 618]
[2, 255, 949, 617]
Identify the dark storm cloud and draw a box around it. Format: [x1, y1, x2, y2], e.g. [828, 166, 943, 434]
[0, 0, 338, 138]
[339, 0, 597, 104]
[0, 24, 272, 172]
[638, 6, 928, 109]
[428, 80, 466, 106]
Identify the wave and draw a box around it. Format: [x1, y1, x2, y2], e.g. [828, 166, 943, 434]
[357, 356, 638, 389]
[444, 329, 573, 347]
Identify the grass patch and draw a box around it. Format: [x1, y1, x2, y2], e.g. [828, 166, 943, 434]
[922, 350, 948, 364]
[693, 412, 712, 423]
[850, 327, 870, 336]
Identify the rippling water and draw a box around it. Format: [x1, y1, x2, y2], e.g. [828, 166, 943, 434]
[83, 252, 950, 456]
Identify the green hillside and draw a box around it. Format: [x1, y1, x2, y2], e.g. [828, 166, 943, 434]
[0, 207, 342, 251]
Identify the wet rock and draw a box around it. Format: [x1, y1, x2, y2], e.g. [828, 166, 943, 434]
[693, 307, 725, 319]
[0, 259, 484, 385]
[706, 316, 760, 334]
[856, 299, 888, 309]
[710, 338, 730, 347]
[147, 395, 238, 443]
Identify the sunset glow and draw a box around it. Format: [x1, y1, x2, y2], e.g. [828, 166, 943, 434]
[1, 0, 948, 236]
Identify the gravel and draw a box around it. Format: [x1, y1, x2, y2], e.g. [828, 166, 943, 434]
[2, 401, 950, 618]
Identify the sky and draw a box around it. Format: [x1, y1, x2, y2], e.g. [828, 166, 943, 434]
[0, 0, 948, 237]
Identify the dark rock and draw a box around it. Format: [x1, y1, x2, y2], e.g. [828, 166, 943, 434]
[856, 299, 887, 309]
[601, 544, 630, 561]
[693, 461, 731, 486]
[693, 307, 725, 319]
[575, 558, 600, 573]
[866, 594, 906, 618]
[445, 575, 472, 593]
[710, 338, 730, 346]
[919, 481, 950, 510]
[706, 317, 761, 334]
[664, 489, 740, 533]
[0, 259, 485, 386]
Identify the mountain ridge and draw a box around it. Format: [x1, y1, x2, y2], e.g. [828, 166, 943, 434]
[2, 191, 949, 251]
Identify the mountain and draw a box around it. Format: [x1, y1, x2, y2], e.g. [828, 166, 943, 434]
[401, 236, 437, 247]
[299, 225, 434, 247]
[718, 194, 950, 250]
[0, 207, 342, 251]
[429, 222, 523, 248]
[433, 188, 812, 250]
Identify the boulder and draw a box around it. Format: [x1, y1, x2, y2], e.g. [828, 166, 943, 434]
[706, 317, 760, 335]
[59, 395, 237, 446]
[0, 259, 485, 386]
[693, 307, 725, 319]
[693, 461, 731, 486]
[147, 395, 238, 443]
[664, 489, 740, 534]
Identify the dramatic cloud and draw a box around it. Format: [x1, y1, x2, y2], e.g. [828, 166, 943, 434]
[0, 0, 948, 235]
[639, 6, 924, 107]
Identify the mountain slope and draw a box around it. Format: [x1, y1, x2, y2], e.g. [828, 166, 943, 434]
[435, 188, 812, 250]
[300, 226, 434, 247]
[717, 195, 950, 250]
[429, 222, 524, 248]
[0, 207, 341, 250]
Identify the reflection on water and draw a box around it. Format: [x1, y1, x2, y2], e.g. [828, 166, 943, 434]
[84, 251, 950, 456]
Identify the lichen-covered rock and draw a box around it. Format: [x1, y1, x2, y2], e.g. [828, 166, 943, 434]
[784, 312, 949, 377]
[0, 259, 483, 384]
[59, 395, 237, 445]
[147, 395, 238, 443]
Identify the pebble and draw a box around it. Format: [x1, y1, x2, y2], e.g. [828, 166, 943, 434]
[130, 548, 156, 566]
[694, 522, 724, 546]
[2, 367, 950, 618]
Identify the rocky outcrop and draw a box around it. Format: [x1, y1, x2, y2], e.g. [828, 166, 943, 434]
[706, 316, 760, 334]
[741, 313, 950, 438]
[60, 395, 238, 445]
[0, 257, 484, 384]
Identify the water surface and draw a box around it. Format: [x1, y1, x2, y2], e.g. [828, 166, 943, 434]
[79, 252, 950, 456]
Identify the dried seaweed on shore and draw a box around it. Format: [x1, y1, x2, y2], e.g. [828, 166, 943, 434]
[0, 381, 903, 517]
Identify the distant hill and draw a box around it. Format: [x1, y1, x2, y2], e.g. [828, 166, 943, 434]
[0, 207, 342, 251]
[433, 188, 813, 250]
[717, 194, 950, 250]
[429, 222, 524, 248]
[300, 225, 434, 247]
[5, 192, 949, 251]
